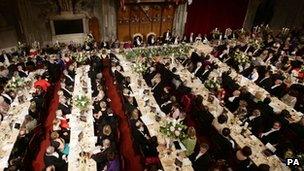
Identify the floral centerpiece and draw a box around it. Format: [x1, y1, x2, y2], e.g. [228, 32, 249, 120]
[132, 63, 148, 74]
[160, 119, 188, 140]
[5, 76, 28, 92]
[249, 39, 264, 49]
[232, 51, 250, 65]
[72, 52, 87, 64]
[74, 95, 90, 111]
[204, 78, 220, 91]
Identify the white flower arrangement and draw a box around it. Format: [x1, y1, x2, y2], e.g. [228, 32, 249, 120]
[132, 63, 148, 74]
[160, 119, 187, 140]
[5, 76, 28, 92]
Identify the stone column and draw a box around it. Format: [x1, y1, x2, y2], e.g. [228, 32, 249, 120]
[98, 0, 117, 41]
[173, 3, 187, 37]
[243, 0, 262, 29]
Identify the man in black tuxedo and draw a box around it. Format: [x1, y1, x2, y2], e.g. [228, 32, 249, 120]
[147, 35, 156, 46]
[163, 29, 172, 44]
[260, 121, 282, 145]
[192, 62, 205, 79]
[100, 40, 110, 49]
[44, 146, 67, 171]
[225, 90, 241, 112]
[189, 143, 212, 171]
[0, 50, 11, 66]
[17, 65, 28, 78]
[212, 128, 235, 159]
[269, 79, 287, 98]
[244, 109, 265, 135]
[257, 71, 273, 90]
[91, 139, 117, 170]
[133, 36, 143, 47]
[58, 97, 71, 115]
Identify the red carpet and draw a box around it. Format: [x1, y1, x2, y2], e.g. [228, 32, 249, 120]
[103, 65, 144, 171]
[32, 82, 61, 171]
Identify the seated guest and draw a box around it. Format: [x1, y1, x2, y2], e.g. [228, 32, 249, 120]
[22, 115, 37, 134]
[189, 143, 212, 171]
[34, 75, 50, 93]
[226, 90, 241, 112]
[106, 150, 120, 171]
[269, 79, 286, 98]
[257, 71, 273, 90]
[212, 127, 235, 160]
[182, 127, 197, 156]
[63, 70, 74, 87]
[60, 83, 72, 99]
[260, 121, 282, 145]
[234, 146, 252, 170]
[0, 96, 9, 117]
[44, 146, 67, 171]
[91, 139, 116, 170]
[248, 68, 259, 82]
[133, 36, 143, 47]
[58, 97, 71, 115]
[243, 109, 265, 135]
[17, 65, 28, 78]
[290, 116, 304, 139]
[50, 131, 69, 155]
[170, 103, 183, 120]
[257, 164, 270, 171]
[132, 121, 151, 156]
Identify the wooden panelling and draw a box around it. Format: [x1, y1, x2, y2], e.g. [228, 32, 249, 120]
[117, 4, 176, 42]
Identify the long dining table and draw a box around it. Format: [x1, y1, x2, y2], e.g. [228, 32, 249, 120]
[68, 65, 97, 171]
[192, 43, 303, 123]
[115, 53, 194, 171]
[0, 69, 45, 170]
[167, 55, 290, 170]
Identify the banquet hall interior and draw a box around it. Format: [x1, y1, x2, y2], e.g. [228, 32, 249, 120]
[0, 0, 304, 171]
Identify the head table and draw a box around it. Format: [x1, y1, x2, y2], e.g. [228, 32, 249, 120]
[0, 69, 45, 170]
[115, 53, 194, 171]
[68, 65, 97, 171]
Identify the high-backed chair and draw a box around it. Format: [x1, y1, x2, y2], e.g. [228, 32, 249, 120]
[146, 32, 157, 46]
[133, 33, 144, 47]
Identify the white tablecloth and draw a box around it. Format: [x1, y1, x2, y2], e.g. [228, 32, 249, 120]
[116, 53, 194, 171]
[0, 69, 45, 170]
[68, 65, 97, 171]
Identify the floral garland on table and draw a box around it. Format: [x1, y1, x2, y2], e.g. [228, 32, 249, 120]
[204, 78, 220, 91]
[73, 95, 90, 111]
[124, 44, 191, 60]
[5, 76, 28, 92]
[232, 51, 250, 65]
[160, 119, 188, 140]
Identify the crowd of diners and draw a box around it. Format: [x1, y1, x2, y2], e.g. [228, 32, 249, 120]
[2, 45, 63, 170]
[122, 53, 269, 170]
[110, 53, 162, 171]
[1, 24, 304, 171]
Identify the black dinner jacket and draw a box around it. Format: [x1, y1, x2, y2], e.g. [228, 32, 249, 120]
[0, 53, 12, 63]
[189, 150, 212, 171]
[269, 84, 287, 98]
[258, 77, 273, 90]
[44, 154, 67, 170]
[58, 103, 71, 115]
[261, 129, 282, 145]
